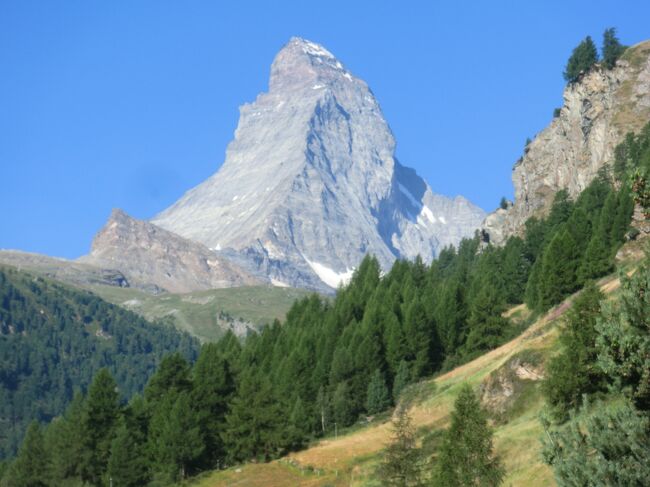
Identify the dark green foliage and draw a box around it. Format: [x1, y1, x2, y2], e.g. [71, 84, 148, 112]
[553, 107, 562, 118]
[79, 368, 121, 485]
[332, 381, 356, 428]
[499, 197, 508, 210]
[377, 406, 423, 487]
[564, 36, 599, 83]
[222, 370, 283, 462]
[543, 283, 606, 419]
[596, 251, 650, 410]
[191, 344, 235, 467]
[2, 422, 48, 487]
[434, 385, 504, 486]
[392, 360, 412, 402]
[43, 393, 86, 484]
[3, 138, 637, 483]
[0, 267, 199, 458]
[150, 393, 204, 481]
[537, 230, 580, 310]
[602, 28, 626, 69]
[366, 369, 391, 414]
[542, 400, 650, 486]
[107, 421, 149, 487]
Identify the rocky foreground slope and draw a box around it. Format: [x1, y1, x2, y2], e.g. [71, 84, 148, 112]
[152, 37, 485, 290]
[484, 40, 650, 244]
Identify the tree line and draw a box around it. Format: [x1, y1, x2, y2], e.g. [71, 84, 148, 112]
[3, 119, 648, 485]
[0, 268, 199, 460]
[564, 27, 626, 84]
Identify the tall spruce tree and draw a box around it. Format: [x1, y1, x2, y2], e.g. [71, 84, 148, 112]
[543, 283, 606, 420]
[377, 406, 422, 487]
[79, 368, 121, 485]
[3, 422, 48, 487]
[191, 344, 235, 468]
[107, 421, 150, 487]
[222, 371, 284, 462]
[434, 385, 504, 486]
[602, 27, 626, 69]
[537, 230, 580, 310]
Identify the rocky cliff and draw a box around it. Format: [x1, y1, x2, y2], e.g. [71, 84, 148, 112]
[80, 209, 260, 293]
[484, 40, 650, 244]
[153, 37, 485, 289]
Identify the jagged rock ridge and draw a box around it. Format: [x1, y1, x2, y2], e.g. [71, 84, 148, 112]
[483, 40, 650, 244]
[80, 209, 260, 293]
[153, 37, 486, 289]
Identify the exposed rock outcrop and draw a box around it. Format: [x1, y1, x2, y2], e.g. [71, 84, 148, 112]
[80, 209, 260, 293]
[485, 41, 650, 244]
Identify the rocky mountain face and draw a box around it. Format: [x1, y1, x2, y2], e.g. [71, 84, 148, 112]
[483, 40, 650, 244]
[153, 37, 485, 290]
[80, 209, 260, 293]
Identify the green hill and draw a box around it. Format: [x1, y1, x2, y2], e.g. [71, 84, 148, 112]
[0, 266, 199, 458]
[88, 284, 313, 342]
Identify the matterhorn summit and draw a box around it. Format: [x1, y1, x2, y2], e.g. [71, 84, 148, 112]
[152, 38, 485, 290]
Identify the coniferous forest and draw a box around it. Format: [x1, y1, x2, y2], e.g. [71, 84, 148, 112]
[2, 120, 648, 486]
[0, 268, 199, 460]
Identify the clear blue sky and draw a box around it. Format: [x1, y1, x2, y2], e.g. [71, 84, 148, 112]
[2, 1, 649, 258]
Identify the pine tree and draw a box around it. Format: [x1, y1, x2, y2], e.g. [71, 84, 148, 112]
[151, 394, 204, 480]
[286, 396, 310, 450]
[332, 381, 356, 427]
[463, 284, 510, 358]
[542, 283, 605, 420]
[144, 352, 192, 404]
[4, 422, 48, 487]
[596, 252, 650, 410]
[80, 368, 121, 485]
[537, 230, 580, 310]
[222, 371, 283, 462]
[107, 420, 149, 487]
[366, 369, 391, 414]
[44, 392, 86, 483]
[435, 385, 504, 486]
[542, 400, 650, 485]
[191, 344, 235, 468]
[602, 27, 626, 69]
[377, 406, 422, 487]
[564, 36, 599, 83]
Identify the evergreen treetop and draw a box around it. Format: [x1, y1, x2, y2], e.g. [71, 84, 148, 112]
[564, 36, 599, 83]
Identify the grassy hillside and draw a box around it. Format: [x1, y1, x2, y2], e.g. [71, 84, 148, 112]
[89, 284, 313, 342]
[186, 269, 631, 487]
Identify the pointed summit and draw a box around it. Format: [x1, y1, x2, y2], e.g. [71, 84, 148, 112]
[153, 38, 485, 290]
[269, 37, 356, 93]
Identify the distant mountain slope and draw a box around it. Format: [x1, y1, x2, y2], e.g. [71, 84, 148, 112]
[153, 38, 485, 290]
[89, 284, 312, 342]
[0, 265, 199, 458]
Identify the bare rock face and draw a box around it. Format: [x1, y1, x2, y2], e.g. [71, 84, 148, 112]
[153, 38, 485, 289]
[485, 41, 650, 244]
[80, 209, 260, 293]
